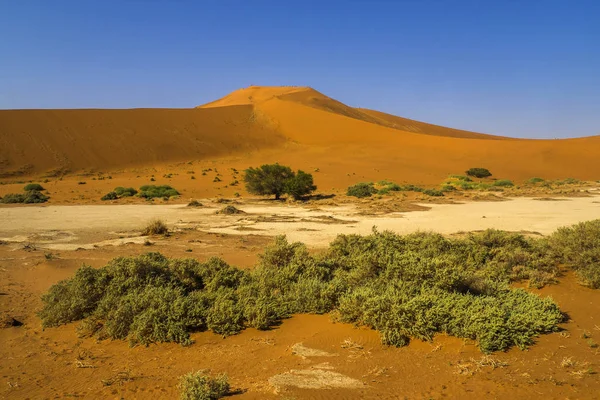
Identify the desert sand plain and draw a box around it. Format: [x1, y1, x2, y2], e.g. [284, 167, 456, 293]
[1, 86, 600, 399]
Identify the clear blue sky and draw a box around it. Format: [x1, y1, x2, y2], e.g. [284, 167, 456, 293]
[1, 1, 598, 138]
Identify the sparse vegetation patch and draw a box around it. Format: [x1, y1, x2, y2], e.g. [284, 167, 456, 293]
[39, 220, 600, 352]
[347, 182, 377, 198]
[139, 185, 180, 199]
[179, 371, 230, 400]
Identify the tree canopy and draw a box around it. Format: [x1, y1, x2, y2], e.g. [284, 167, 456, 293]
[243, 164, 316, 200]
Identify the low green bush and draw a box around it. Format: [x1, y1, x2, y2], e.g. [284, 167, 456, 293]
[1, 193, 26, 203]
[423, 189, 444, 197]
[493, 179, 514, 187]
[0, 190, 49, 204]
[24, 183, 44, 191]
[549, 220, 600, 288]
[527, 177, 545, 184]
[114, 187, 138, 197]
[178, 371, 230, 400]
[40, 221, 596, 352]
[347, 182, 377, 198]
[449, 175, 472, 182]
[139, 185, 180, 199]
[101, 191, 118, 201]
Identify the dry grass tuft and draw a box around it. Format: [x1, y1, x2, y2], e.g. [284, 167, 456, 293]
[142, 219, 169, 236]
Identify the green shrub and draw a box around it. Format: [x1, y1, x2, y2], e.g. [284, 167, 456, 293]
[139, 185, 180, 199]
[24, 183, 44, 191]
[114, 187, 138, 197]
[441, 184, 457, 192]
[401, 184, 425, 192]
[1, 191, 49, 204]
[285, 170, 317, 200]
[40, 224, 593, 352]
[527, 177, 545, 184]
[23, 190, 49, 203]
[466, 168, 492, 179]
[449, 175, 472, 182]
[423, 189, 444, 197]
[101, 191, 118, 201]
[493, 179, 514, 187]
[1, 193, 26, 203]
[549, 220, 600, 288]
[178, 371, 230, 400]
[347, 182, 377, 198]
[188, 200, 203, 207]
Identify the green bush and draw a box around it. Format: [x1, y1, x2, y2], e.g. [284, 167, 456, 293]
[178, 371, 230, 400]
[449, 175, 472, 182]
[139, 185, 180, 199]
[549, 220, 600, 288]
[24, 183, 44, 191]
[466, 168, 492, 179]
[527, 177, 545, 184]
[423, 189, 444, 197]
[0, 190, 49, 204]
[285, 170, 317, 200]
[40, 222, 595, 352]
[493, 179, 514, 187]
[114, 187, 138, 197]
[101, 191, 118, 201]
[347, 182, 377, 198]
[1, 193, 26, 203]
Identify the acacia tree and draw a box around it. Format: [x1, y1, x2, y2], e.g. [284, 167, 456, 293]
[243, 164, 316, 200]
[243, 164, 295, 199]
[285, 170, 317, 200]
[466, 168, 492, 179]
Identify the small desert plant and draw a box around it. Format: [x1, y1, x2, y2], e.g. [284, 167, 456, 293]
[423, 189, 444, 197]
[139, 185, 180, 199]
[142, 219, 169, 236]
[1, 193, 26, 203]
[493, 179, 514, 187]
[1, 190, 49, 204]
[178, 371, 230, 400]
[347, 182, 377, 198]
[187, 200, 203, 207]
[216, 205, 244, 215]
[466, 168, 492, 179]
[24, 183, 44, 191]
[101, 191, 118, 201]
[527, 177, 545, 184]
[114, 187, 138, 197]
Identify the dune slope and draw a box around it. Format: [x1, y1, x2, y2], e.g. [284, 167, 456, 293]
[1, 85, 599, 184]
[0, 105, 284, 177]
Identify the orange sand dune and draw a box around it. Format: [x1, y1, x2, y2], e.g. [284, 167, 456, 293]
[0, 106, 284, 177]
[1, 85, 599, 185]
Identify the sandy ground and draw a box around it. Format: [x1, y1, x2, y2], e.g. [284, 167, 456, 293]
[1, 196, 599, 249]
